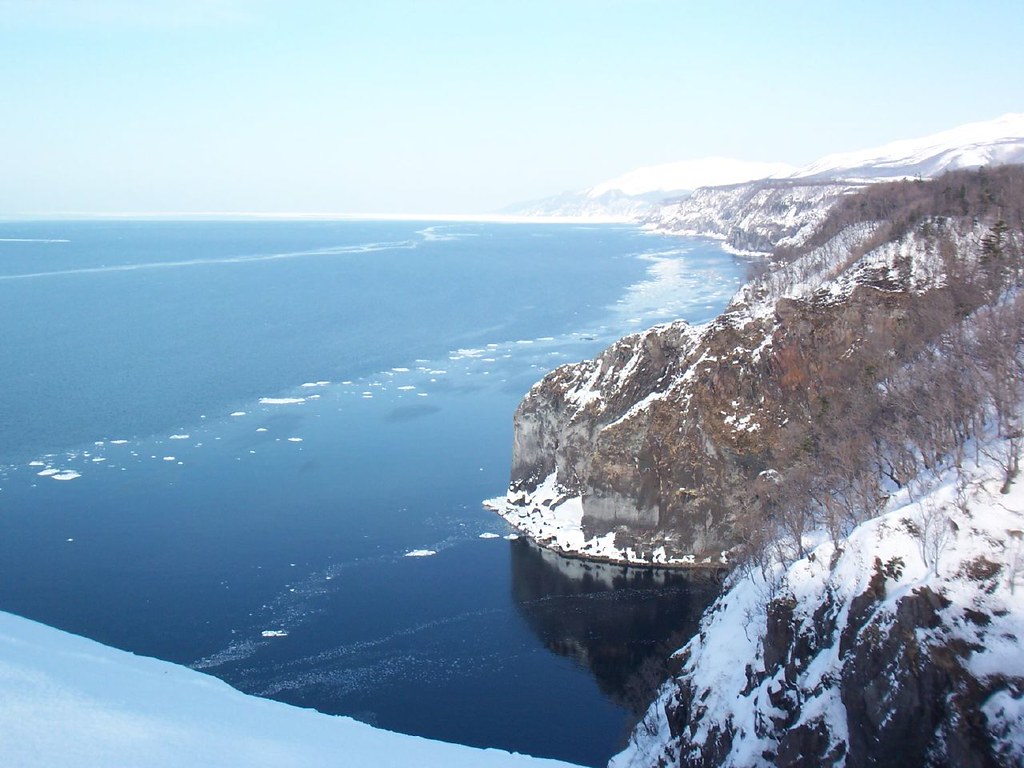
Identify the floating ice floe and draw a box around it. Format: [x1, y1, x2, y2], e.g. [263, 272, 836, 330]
[169, 434, 190, 440]
[397, 385, 416, 391]
[230, 411, 246, 417]
[36, 469, 59, 477]
[110, 439, 129, 445]
[163, 457, 176, 462]
[287, 437, 303, 443]
[478, 533, 501, 539]
[260, 630, 288, 638]
[391, 367, 410, 373]
[300, 381, 330, 388]
[28, 461, 45, 467]
[404, 549, 436, 558]
[259, 397, 306, 405]
[504, 534, 520, 541]
[51, 471, 81, 481]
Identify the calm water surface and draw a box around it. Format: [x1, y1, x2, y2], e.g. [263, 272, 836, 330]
[0, 220, 739, 766]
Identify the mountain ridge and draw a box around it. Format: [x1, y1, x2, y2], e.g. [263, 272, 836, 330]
[509, 113, 1024, 223]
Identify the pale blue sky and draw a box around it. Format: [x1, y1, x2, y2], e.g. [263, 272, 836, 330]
[2, 0, 1022, 215]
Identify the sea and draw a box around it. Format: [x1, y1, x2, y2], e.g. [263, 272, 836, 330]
[0, 220, 744, 767]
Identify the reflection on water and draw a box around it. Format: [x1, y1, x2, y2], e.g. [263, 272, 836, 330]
[510, 539, 722, 739]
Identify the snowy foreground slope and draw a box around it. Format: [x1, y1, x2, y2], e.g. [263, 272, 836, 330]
[612, 446, 1024, 767]
[0, 612, 577, 768]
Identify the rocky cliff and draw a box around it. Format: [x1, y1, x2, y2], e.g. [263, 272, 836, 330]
[489, 168, 1024, 570]
[491, 166, 1024, 767]
[641, 180, 857, 254]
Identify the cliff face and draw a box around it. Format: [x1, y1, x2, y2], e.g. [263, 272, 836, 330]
[491, 167, 1024, 767]
[641, 180, 858, 254]
[491, 214, 969, 566]
[491, 168, 1024, 574]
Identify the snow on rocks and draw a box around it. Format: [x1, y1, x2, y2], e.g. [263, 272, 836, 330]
[486, 472, 718, 568]
[612, 443, 1024, 768]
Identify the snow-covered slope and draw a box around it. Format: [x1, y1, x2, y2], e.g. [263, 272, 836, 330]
[0, 611, 576, 768]
[613, 440, 1024, 767]
[787, 112, 1024, 182]
[506, 158, 795, 220]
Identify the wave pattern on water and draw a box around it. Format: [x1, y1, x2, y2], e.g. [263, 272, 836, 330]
[0, 240, 417, 281]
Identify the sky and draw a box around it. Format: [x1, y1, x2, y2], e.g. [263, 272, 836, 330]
[2, 0, 1023, 215]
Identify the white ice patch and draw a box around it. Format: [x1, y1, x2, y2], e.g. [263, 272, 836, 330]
[230, 411, 246, 417]
[36, 469, 59, 477]
[51, 471, 81, 481]
[259, 397, 306, 405]
[109, 439, 129, 445]
[169, 434, 190, 440]
[286, 437, 303, 443]
[478, 533, 501, 539]
[260, 630, 288, 638]
[404, 549, 436, 558]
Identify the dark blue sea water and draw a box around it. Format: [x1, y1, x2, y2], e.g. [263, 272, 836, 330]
[0, 220, 741, 766]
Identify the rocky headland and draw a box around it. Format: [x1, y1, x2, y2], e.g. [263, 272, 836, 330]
[490, 165, 1024, 765]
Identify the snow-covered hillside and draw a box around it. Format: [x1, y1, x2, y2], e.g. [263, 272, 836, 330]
[787, 112, 1024, 182]
[612, 439, 1024, 767]
[0, 611, 576, 768]
[506, 158, 794, 220]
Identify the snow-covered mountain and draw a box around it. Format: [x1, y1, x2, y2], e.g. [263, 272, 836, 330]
[645, 113, 1024, 251]
[0, 610, 575, 768]
[785, 112, 1024, 182]
[506, 158, 796, 220]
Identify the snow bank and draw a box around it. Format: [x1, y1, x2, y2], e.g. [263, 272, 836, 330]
[0, 612, 576, 768]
